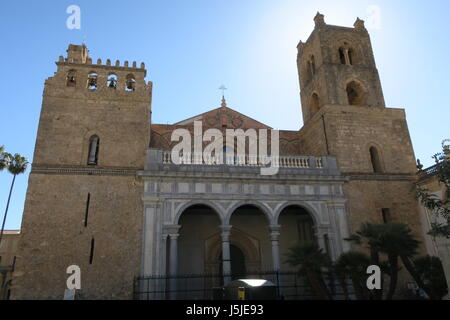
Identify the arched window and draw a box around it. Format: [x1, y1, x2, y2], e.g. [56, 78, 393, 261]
[346, 81, 367, 106]
[87, 136, 100, 165]
[125, 74, 136, 92]
[305, 62, 312, 83]
[339, 48, 346, 64]
[107, 74, 117, 89]
[338, 44, 356, 65]
[311, 93, 320, 115]
[87, 72, 98, 90]
[66, 70, 77, 87]
[369, 146, 383, 173]
[310, 55, 316, 75]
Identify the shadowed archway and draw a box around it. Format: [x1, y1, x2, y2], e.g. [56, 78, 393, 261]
[277, 205, 317, 271]
[229, 205, 272, 272]
[177, 204, 221, 275]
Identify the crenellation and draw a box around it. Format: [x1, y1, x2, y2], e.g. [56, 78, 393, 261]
[50, 45, 151, 97]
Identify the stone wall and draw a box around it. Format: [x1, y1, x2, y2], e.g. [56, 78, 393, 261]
[11, 173, 143, 300]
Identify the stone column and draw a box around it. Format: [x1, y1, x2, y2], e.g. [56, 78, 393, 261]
[164, 224, 181, 300]
[169, 233, 179, 276]
[344, 48, 350, 65]
[220, 225, 232, 285]
[269, 225, 281, 271]
[158, 234, 168, 300]
[169, 233, 179, 300]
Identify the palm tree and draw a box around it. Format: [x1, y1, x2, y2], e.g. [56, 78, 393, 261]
[0, 146, 7, 171]
[376, 223, 420, 300]
[345, 223, 385, 300]
[347, 222, 438, 300]
[0, 153, 29, 247]
[285, 242, 332, 300]
[334, 251, 371, 300]
[377, 223, 439, 300]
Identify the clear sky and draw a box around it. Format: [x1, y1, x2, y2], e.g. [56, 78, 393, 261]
[0, 0, 449, 230]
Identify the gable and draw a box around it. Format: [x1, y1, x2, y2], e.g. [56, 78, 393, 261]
[173, 106, 272, 130]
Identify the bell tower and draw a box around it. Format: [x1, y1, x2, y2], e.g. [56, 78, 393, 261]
[12, 44, 152, 299]
[297, 12, 385, 123]
[296, 14, 424, 253]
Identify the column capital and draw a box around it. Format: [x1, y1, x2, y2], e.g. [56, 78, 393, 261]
[269, 225, 281, 241]
[163, 224, 181, 235]
[220, 225, 232, 243]
[168, 233, 179, 240]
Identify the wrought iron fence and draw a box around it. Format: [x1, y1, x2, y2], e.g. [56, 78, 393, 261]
[133, 271, 353, 300]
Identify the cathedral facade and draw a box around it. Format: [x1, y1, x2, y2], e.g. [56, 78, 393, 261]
[10, 14, 425, 299]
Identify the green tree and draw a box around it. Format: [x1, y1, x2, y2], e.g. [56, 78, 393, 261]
[346, 223, 430, 300]
[416, 140, 450, 237]
[378, 223, 420, 300]
[334, 251, 371, 300]
[0, 146, 7, 171]
[285, 242, 332, 300]
[0, 153, 29, 247]
[346, 223, 385, 300]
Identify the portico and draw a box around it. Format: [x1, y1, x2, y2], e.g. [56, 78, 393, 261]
[138, 149, 351, 294]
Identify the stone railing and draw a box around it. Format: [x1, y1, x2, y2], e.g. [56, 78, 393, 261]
[161, 151, 323, 169]
[142, 148, 340, 172]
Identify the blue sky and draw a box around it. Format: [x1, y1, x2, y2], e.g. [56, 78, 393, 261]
[0, 0, 449, 230]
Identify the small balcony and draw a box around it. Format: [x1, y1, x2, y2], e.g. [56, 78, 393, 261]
[143, 149, 341, 177]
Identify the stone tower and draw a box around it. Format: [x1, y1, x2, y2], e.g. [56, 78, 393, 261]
[298, 12, 385, 123]
[297, 14, 424, 244]
[11, 44, 152, 299]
